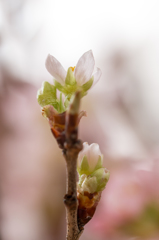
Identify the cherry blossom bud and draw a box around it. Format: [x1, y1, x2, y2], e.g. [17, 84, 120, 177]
[78, 168, 110, 194]
[45, 50, 102, 103]
[77, 142, 110, 193]
[77, 142, 103, 175]
[77, 142, 110, 227]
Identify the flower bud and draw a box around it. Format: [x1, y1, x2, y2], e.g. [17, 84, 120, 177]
[77, 142, 103, 175]
[78, 174, 98, 194]
[77, 142, 110, 227]
[77, 142, 110, 194]
[44, 50, 102, 106]
[78, 168, 110, 194]
[90, 168, 110, 192]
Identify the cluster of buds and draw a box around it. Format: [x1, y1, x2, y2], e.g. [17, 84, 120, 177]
[77, 142, 110, 227]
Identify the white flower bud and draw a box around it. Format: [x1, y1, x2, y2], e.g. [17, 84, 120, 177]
[77, 142, 110, 194]
[77, 142, 103, 175]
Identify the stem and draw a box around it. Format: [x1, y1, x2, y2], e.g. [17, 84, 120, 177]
[64, 145, 83, 240]
[63, 92, 83, 240]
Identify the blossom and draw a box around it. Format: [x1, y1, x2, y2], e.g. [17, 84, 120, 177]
[88, 163, 159, 239]
[77, 142, 110, 193]
[45, 50, 102, 93]
[77, 142, 110, 227]
[77, 142, 103, 175]
[37, 50, 101, 113]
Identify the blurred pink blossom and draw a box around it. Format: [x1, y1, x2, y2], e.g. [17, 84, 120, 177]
[87, 161, 159, 239]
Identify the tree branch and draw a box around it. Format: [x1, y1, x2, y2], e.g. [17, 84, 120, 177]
[63, 92, 83, 240]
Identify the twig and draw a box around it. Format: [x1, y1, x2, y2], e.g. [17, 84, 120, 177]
[63, 92, 83, 240]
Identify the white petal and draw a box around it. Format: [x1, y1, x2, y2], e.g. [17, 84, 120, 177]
[92, 67, 102, 87]
[78, 142, 89, 160]
[77, 142, 89, 167]
[74, 50, 95, 85]
[45, 54, 66, 85]
[88, 143, 102, 171]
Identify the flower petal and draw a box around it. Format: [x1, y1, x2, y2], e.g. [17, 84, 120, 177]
[78, 142, 103, 173]
[78, 142, 89, 166]
[92, 67, 102, 87]
[74, 50, 95, 85]
[45, 54, 66, 85]
[88, 143, 102, 171]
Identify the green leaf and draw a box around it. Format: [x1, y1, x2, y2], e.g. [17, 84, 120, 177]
[37, 81, 57, 107]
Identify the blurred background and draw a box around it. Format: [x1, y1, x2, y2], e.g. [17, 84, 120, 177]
[1, 0, 159, 239]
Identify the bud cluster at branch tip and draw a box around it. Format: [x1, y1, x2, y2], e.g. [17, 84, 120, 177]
[37, 50, 102, 114]
[77, 142, 110, 194]
[77, 142, 110, 227]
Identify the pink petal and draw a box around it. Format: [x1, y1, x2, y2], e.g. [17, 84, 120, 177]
[74, 50, 95, 85]
[45, 54, 66, 85]
[92, 67, 102, 87]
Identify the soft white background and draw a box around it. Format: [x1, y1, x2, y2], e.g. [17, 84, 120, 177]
[1, 1, 159, 240]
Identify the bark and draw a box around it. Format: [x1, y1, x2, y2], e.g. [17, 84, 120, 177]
[63, 92, 83, 240]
